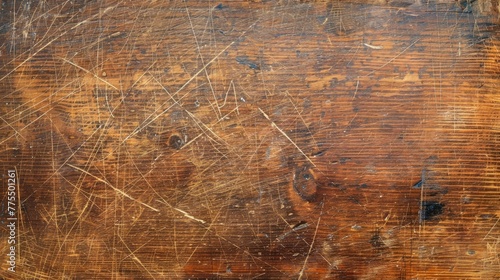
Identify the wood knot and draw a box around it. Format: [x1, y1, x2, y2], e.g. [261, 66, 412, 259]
[168, 134, 184, 150]
[293, 165, 317, 202]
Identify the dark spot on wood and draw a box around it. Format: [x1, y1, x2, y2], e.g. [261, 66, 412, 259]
[389, 1, 413, 8]
[292, 221, 308, 230]
[420, 201, 444, 221]
[358, 183, 369, 189]
[339, 157, 350, 164]
[328, 182, 345, 191]
[235, 56, 259, 70]
[412, 180, 423, 188]
[479, 214, 496, 220]
[370, 233, 385, 248]
[311, 149, 326, 157]
[303, 98, 311, 109]
[348, 195, 362, 205]
[168, 135, 184, 150]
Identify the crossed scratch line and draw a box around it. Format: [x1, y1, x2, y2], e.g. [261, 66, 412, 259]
[258, 107, 316, 167]
[67, 163, 159, 212]
[0, 4, 120, 83]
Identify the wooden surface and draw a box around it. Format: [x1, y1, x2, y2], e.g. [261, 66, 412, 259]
[1, 0, 500, 279]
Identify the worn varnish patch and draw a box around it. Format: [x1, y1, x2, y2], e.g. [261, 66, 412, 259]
[0, 0, 499, 279]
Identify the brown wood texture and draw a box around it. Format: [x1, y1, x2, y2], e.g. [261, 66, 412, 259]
[1, 0, 500, 279]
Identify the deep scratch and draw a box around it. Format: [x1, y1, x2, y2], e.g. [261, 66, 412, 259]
[298, 202, 323, 279]
[258, 107, 316, 167]
[67, 163, 159, 212]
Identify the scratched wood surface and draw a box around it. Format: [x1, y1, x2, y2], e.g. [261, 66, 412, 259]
[1, 0, 500, 279]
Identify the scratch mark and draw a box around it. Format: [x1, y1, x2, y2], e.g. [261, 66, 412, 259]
[41, 116, 109, 188]
[365, 39, 420, 77]
[232, 80, 240, 115]
[185, 110, 232, 150]
[244, 134, 269, 170]
[0, 4, 120, 83]
[258, 107, 316, 167]
[285, 90, 318, 148]
[129, 60, 158, 92]
[122, 40, 234, 143]
[61, 58, 119, 117]
[181, 206, 223, 266]
[276, 221, 309, 242]
[298, 202, 323, 279]
[156, 199, 206, 224]
[173, 207, 207, 224]
[419, 169, 425, 233]
[67, 164, 159, 212]
[149, 74, 237, 157]
[51, 185, 94, 269]
[483, 217, 499, 241]
[60, 58, 119, 91]
[352, 78, 359, 100]
[0, 82, 82, 145]
[209, 227, 282, 273]
[120, 18, 259, 145]
[0, 115, 25, 140]
[180, 133, 204, 150]
[218, 80, 234, 110]
[363, 42, 383, 49]
[84, 31, 122, 50]
[0, 106, 51, 145]
[186, 6, 222, 120]
[181, 105, 241, 151]
[118, 235, 156, 279]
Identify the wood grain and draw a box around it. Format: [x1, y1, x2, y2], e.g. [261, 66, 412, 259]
[1, 0, 499, 279]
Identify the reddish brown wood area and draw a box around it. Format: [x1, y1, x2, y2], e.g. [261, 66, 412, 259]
[1, 0, 500, 279]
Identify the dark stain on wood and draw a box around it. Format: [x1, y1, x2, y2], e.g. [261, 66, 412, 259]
[420, 201, 445, 221]
[236, 56, 260, 70]
[168, 134, 184, 150]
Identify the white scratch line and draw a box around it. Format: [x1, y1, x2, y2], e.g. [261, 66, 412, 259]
[0, 4, 119, 83]
[156, 199, 206, 224]
[298, 203, 323, 280]
[67, 164, 159, 212]
[363, 43, 383, 49]
[174, 207, 206, 224]
[118, 235, 156, 279]
[60, 58, 119, 90]
[258, 107, 316, 167]
[0, 115, 25, 140]
[483, 217, 499, 240]
[352, 78, 359, 100]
